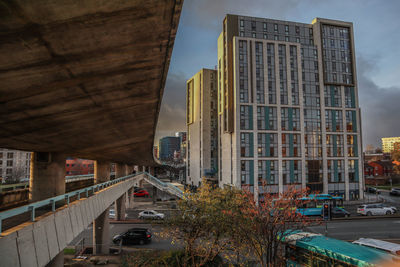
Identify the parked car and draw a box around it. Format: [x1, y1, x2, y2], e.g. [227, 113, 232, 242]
[112, 228, 151, 245]
[134, 187, 144, 193]
[134, 189, 149, 197]
[139, 210, 165, 220]
[330, 207, 351, 218]
[109, 209, 127, 219]
[390, 188, 400, 196]
[357, 204, 395, 216]
[375, 203, 397, 213]
[365, 187, 380, 194]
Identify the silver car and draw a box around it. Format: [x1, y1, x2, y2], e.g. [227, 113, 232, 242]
[357, 204, 395, 216]
[138, 210, 165, 220]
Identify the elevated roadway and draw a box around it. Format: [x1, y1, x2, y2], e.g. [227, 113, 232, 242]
[0, 0, 182, 165]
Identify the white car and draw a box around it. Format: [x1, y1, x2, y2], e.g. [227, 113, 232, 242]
[139, 210, 165, 220]
[357, 204, 395, 216]
[109, 209, 128, 219]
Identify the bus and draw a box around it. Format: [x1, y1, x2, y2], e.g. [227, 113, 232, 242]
[284, 231, 394, 266]
[296, 194, 344, 216]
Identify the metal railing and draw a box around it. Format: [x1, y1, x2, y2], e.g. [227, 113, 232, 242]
[142, 172, 183, 198]
[0, 173, 138, 235]
[0, 174, 97, 193]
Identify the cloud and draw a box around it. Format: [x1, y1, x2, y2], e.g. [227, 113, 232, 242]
[155, 73, 188, 143]
[357, 55, 400, 148]
[181, 0, 321, 31]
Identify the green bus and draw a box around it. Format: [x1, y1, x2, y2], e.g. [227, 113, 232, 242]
[284, 231, 395, 266]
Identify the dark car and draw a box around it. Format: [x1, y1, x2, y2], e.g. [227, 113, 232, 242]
[113, 228, 151, 245]
[365, 187, 380, 194]
[389, 188, 400, 196]
[330, 207, 350, 218]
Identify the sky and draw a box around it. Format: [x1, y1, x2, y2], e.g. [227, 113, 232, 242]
[155, 0, 400, 149]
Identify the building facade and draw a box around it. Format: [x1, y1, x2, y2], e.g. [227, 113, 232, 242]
[382, 137, 400, 153]
[217, 15, 363, 200]
[175, 131, 187, 161]
[186, 69, 218, 186]
[65, 158, 94, 175]
[0, 148, 31, 182]
[159, 136, 181, 161]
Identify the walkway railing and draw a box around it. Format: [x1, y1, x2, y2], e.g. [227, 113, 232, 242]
[0, 173, 137, 235]
[0, 174, 97, 193]
[142, 172, 183, 198]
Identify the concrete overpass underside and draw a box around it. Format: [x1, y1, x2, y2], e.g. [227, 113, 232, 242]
[0, 0, 183, 165]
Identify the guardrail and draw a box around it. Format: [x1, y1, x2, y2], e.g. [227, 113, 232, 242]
[0, 174, 97, 193]
[0, 173, 138, 235]
[143, 172, 183, 198]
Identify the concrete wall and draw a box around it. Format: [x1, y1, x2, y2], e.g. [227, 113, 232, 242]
[0, 174, 140, 267]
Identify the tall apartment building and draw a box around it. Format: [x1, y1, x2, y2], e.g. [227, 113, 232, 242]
[217, 15, 363, 200]
[381, 137, 400, 153]
[186, 69, 218, 186]
[0, 148, 31, 182]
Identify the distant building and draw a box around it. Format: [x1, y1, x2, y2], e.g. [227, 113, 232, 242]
[382, 137, 400, 153]
[159, 136, 181, 161]
[65, 158, 94, 175]
[0, 148, 31, 182]
[175, 132, 187, 160]
[186, 69, 218, 186]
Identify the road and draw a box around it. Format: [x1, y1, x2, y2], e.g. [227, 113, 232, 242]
[70, 222, 180, 251]
[308, 217, 400, 242]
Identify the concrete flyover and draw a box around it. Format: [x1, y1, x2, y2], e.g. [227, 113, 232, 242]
[0, 174, 138, 267]
[0, 0, 183, 165]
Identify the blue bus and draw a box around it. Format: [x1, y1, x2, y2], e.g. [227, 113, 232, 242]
[284, 231, 395, 266]
[296, 194, 344, 216]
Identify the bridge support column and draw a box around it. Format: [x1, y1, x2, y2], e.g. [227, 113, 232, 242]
[29, 152, 66, 202]
[115, 163, 127, 221]
[93, 209, 110, 255]
[152, 186, 157, 204]
[29, 152, 66, 265]
[93, 161, 111, 255]
[127, 187, 134, 208]
[116, 194, 126, 220]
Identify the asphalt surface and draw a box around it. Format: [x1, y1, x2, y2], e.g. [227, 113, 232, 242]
[70, 222, 180, 251]
[307, 217, 400, 242]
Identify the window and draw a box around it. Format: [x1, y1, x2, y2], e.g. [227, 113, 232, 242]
[295, 26, 300, 34]
[258, 160, 278, 185]
[274, 24, 278, 32]
[251, 21, 256, 31]
[283, 160, 302, 184]
[285, 36, 289, 42]
[258, 133, 277, 157]
[346, 110, 357, 132]
[241, 160, 253, 185]
[7, 153, 13, 159]
[240, 106, 252, 130]
[252, 32, 256, 38]
[263, 22, 267, 31]
[240, 133, 253, 157]
[285, 25, 289, 33]
[274, 35, 278, 40]
[263, 34, 267, 39]
[7, 160, 12, 167]
[257, 106, 277, 130]
[347, 135, 358, 157]
[240, 19, 244, 27]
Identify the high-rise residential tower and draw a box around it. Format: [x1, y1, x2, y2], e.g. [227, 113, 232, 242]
[186, 69, 218, 186]
[217, 15, 363, 200]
